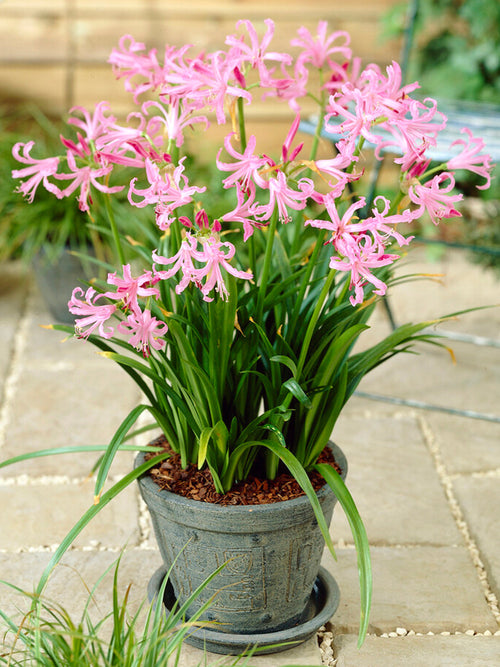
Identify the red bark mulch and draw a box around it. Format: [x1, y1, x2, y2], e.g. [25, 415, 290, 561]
[145, 435, 342, 506]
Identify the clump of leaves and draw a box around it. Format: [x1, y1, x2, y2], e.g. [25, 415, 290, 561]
[382, 0, 500, 103]
[0, 105, 101, 264]
[0, 105, 157, 268]
[0, 555, 258, 666]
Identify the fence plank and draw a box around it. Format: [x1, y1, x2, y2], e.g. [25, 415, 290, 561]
[0, 0, 403, 151]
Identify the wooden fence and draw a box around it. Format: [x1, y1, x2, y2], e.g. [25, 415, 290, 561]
[0, 0, 404, 152]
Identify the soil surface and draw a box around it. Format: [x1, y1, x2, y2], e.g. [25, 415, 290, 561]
[145, 435, 342, 506]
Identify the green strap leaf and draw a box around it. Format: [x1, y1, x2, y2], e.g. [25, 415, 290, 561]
[314, 462, 372, 647]
[270, 354, 298, 378]
[282, 378, 312, 408]
[0, 443, 162, 470]
[94, 404, 150, 501]
[36, 452, 170, 596]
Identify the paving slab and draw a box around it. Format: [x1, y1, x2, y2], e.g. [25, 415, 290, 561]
[425, 413, 500, 474]
[357, 338, 500, 417]
[1, 356, 140, 476]
[453, 476, 500, 600]
[387, 248, 500, 338]
[334, 633, 500, 667]
[330, 413, 460, 546]
[0, 549, 322, 667]
[0, 262, 29, 388]
[0, 482, 141, 550]
[169, 636, 322, 667]
[0, 548, 162, 622]
[322, 546, 497, 635]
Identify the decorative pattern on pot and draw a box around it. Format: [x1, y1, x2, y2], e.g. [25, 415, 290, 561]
[136, 442, 346, 647]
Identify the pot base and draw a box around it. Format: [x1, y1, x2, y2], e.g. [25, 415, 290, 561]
[148, 564, 340, 655]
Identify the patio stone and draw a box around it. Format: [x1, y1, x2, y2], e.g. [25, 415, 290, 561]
[453, 476, 500, 599]
[335, 634, 500, 667]
[1, 361, 140, 477]
[0, 262, 29, 388]
[425, 413, 500, 474]
[386, 248, 500, 337]
[330, 414, 460, 546]
[0, 482, 141, 550]
[0, 548, 162, 621]
[169, 636, 322, 666]
[322, 546, 498, 635]
[357, 339, 500, 418]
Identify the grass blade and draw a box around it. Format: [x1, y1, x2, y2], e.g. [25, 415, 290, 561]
[314, 462, 372, 647]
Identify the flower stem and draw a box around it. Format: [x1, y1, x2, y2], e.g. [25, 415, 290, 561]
[237, 96, 257, 277]
[103, 194, 126, 267]
[296, 268, 336, 379]
[256, 207, 279, 322]
[237, 97, 247, 151]
[309, 68, 325, 162]
[288, 229, 327, 339]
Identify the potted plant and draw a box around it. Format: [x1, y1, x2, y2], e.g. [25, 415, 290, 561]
[0, 107, 103, 322]
[0, 106, 153, 322]
[7, 18, 493, 655]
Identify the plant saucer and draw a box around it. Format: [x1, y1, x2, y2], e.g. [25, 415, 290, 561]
[148, 564, 340, 655]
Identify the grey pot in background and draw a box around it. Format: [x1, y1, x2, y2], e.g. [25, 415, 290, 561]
[32, 246, 95, 324]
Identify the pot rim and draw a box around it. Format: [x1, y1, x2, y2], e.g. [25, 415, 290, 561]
[135, 440, 347, 518]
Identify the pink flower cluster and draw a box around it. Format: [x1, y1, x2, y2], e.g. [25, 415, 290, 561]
[12, 19, 494, 344]
[68, 265, 167, 357]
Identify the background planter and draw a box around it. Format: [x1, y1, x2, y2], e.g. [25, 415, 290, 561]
[136, 442, 347, 653]
[32, 246, 95, 324]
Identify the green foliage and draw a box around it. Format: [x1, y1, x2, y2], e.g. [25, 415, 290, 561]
[383, 0, 500, 103]
[0, 556, 255, 666]
[381, 0, 500, 270]
[0, 106, 98, 263]
[0, 105, 155, 268]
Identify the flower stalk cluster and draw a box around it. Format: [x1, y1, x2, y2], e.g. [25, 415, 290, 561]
[11, 19, 494, 645]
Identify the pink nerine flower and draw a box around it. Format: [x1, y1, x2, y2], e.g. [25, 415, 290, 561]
[128, 158, 205, 229]
[68, 287, 116, 339]
[217, 181, 263, 241]
[142, 98, 208, 148]
[118, 308, 168, 357]
[225, 19, 292, 81]
[12, 142, 62, 202]
[447, 127, 493, 190]
[329, 235, 399, 306]
[108, 34, 167, 102]
[105, 265, 159, 313]
[67, 102, 116, 143]
[313, 141, 359, 197]
[153, 234, 201, 294]
[306, 197, 369, 242]
[195, 236, 253, 301]
[216, 133, 269, 190]
[255, 171, 314, 223]
[291, 21, 351, 69]
[54, 150, 123, 212]
[408, 172, 463, 226]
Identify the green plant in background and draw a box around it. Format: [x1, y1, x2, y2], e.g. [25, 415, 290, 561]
[382, 0, 500, 271]
[383, 0, 500, 103]
[0, 556, 261, 667]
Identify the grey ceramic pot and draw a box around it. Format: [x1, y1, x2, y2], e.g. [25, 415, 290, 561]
[33, 246, 95, 324]
[136, 442, 347, 647]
